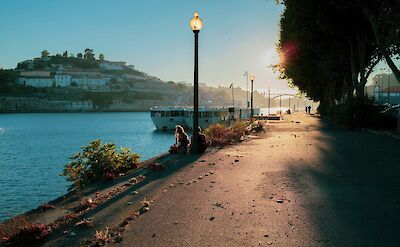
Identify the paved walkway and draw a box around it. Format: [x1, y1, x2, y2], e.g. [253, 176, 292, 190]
[46, 113, 400, 247]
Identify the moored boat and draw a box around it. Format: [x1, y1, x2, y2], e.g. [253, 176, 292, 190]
[150, 107, 260, 130]
[150, 107, 188, 130]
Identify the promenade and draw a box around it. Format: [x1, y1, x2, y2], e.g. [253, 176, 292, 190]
[42, 112, 400, 247]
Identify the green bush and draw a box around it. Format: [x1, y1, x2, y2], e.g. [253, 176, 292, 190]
[61, 140, 140, 190]
[319, 98, 397, 129]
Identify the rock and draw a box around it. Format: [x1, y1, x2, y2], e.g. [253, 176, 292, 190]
[142, 207, 150, 212]
[209, 216, 215, 221]
[68, 231, 76, 237]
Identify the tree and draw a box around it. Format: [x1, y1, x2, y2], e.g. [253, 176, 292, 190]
[84, 48, 95, 60]
[99, 53, 105, 62]
[41, 50, 49, 58]
[63, 50, 68, 58]
[276, 0, 383, 105]
[360, 0, 400, 82]
[77, 53, 83, 59]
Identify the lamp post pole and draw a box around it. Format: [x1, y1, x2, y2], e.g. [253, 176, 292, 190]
[193, 29, 200, 151]
[268, 89, 271, 116]
[190, 12, 203, 153]
[250, 75, 255, 120]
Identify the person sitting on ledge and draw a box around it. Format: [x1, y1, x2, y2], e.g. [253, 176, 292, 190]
[169, 125, 189, 154]
[189, 127, 211, 154]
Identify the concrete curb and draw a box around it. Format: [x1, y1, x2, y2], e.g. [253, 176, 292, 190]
[364, 129, 400, 140]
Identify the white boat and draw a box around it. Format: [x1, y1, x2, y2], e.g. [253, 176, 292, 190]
[150, 107, 188, 130]
[184, 108, 229, 130]
[150, 107, 260, 130]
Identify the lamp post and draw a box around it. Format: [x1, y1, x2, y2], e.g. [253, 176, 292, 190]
[250, 75, 255, 119]
[190, 12, 203, 153]
[379, 75, 383, 101]
[268, 88, 271, 115]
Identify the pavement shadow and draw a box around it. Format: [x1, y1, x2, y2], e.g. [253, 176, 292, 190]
[285, 118, 400, 246]
[38, 152, 202, 246]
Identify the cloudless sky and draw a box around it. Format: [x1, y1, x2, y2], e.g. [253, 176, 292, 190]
[0, 0, 297, 94]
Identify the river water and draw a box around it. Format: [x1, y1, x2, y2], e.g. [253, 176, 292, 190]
[0, 112, 175, 221]
[0, 108, 296, 221]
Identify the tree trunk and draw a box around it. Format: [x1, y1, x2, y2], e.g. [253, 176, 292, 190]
[362, 5, 400, 82]
[349, 39, 360, 96]
[356, 30, 367, 100]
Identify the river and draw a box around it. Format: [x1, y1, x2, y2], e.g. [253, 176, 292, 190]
[0, 112, 175, 221]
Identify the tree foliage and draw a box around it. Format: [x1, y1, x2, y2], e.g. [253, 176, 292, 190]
[276, 0, 400, 108]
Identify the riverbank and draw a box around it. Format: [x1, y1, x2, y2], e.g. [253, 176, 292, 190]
[0, 112, 176, 221]
[2, 112, 400, 246]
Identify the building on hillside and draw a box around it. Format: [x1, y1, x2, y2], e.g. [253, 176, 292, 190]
[0, 96, 93, 112]
[20, 71, 51, 77]
[72, 75, 111, 88]
[121, 74, 147, 80]
[18, 71, 54, 87]
[374, 86, 400, 104]
[18, 77, 54, 87]
[55, 74, 72, 87]
[100, 61, 126, 70]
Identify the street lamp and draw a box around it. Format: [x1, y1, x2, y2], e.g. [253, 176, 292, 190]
[250, 75, 255, 119]
[190, 11, 203, 154]
[268, 88, 271, 115]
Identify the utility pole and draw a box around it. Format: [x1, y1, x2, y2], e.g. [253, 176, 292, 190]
[268, 89, 271, 116]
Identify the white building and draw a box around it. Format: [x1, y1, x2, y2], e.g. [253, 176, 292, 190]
[72, 76, 111, 87]
[20, 71, 51, 77]
[18, 77, 54, 88]
[55, 74, 72, 87]
[100, 61, 126, 70]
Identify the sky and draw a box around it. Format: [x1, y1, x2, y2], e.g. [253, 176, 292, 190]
[0, 0, 297, 94]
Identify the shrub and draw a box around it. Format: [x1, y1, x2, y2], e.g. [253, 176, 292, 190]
[61, 140, 140, 190]
[320, 98, 397, 129]
[205, 121, 249, 146]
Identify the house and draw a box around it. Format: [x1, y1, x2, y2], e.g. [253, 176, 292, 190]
[55, 74, 72, 87]
[374, 86, 400, 104]
[18, 71, 54, 87]
[100, 61, 126, 70]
